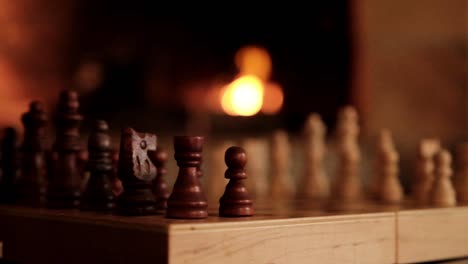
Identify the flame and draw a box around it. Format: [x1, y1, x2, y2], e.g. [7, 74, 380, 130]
[217, 46, 284, 116]
[235, 46, 272, 81]
[221, 75, 264, 116]
[261, 82, 284, 114]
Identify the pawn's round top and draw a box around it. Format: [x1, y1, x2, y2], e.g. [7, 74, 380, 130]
[30, 101, 44, 112]
[58, 90, 79, 111]
[60, 90, 78, 100]
[94, 120, 109, 131]
[151, 149, 168, 168]
[339, 105, 358, 121]
[225, 146, 247, 168]
[89, 120, 110, 150]
[436, 149, 452, 165]
[173, 136, 204, 152]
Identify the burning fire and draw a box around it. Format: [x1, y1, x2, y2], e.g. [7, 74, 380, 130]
[221, 75, 264, 116]
[220, 46, 284, 116]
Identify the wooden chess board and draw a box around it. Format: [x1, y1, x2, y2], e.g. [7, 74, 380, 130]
[0, 200, 467, 264]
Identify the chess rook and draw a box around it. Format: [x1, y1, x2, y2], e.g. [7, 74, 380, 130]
[149, 148, 170, 210]
[47, 90, 83, 208]
[80, 120, 115, 212]
[0, 127, 19, 203]
[17, 101, 48, 207]
[430, 149, 456, 207]
[116, 128, 157, 216]
[166, 136, 208, 219]
[197, 157, 203, 180]
[219, 146, 254, 217]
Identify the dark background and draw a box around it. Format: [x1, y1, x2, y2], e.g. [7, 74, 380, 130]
[66, 4, 352, 134]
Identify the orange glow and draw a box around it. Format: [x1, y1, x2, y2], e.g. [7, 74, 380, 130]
[221, 75, 264, 116]
[74, 61, 103, 93]
[0, 61, 32, 128]
[235, 46, 272, 81]
[261, 82, 284, 114]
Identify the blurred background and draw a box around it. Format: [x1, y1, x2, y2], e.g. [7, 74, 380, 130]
[0, 2, 352, 134]
[0, 1, 466, 192]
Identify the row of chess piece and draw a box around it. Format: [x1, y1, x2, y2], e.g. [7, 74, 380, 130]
[265, 106, 468, 207]
[0, 90, 252, 218]
[0, 89, 467, 218]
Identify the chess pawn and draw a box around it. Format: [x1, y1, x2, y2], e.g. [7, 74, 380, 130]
[372, 129, 403, 203]
[17, 101, 48, 207]
[166, 136, 208, 219]
[332, 144, 361, 200]
[335, 106, 359, 145]
[0, 127, 20, 203]
[116, 128, 157, 215]
[378, 147, 403, 203]
[298, 113, 329, 199]
[430, 149, 456, 207]
[412, 139, 440, 204]
[455, 142, 468, 203]
[149, 148, 170, 210]
[47, 90, 83, 208]
[219, 146, 254, 217]
[331, 106, 362, 201]
[80, 120, 115, 212]
[269, 130, 295, 199]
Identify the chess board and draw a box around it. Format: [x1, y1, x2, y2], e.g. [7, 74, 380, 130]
[1, 200, 467, 264]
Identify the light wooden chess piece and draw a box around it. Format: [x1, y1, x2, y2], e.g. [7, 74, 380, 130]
[454, 142, 468, 203]
[241, 137, 269, 199]
[331, 105, 362, 201]
[412, 138, 440, 205]
[373, 129, 403, 203]
[297, 113, 329, 199]
[269, 130, 295, 199]
[430, 149, 456, 207]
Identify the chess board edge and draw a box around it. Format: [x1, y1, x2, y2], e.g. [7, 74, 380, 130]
[1, 205, 468, 263]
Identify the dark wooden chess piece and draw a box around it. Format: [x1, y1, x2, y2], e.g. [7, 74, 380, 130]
[197, 157, 203, 179]
[219, 146, 254, 217]
[81, 120, 115, 212]
[149, 149, 170, 210]
[116, 128, 157, 216]
[0, 127, 19, 203]
[47, 90, 83, 208]
[17, 101, 48, 207]
[166, 136, 208, 219]
[111, 149, 123, 196]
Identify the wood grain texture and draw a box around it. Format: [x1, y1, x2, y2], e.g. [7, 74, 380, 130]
[397, 206, 468, 263]
[169, 213, 396, 264]
[2, 203, 468, 263]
